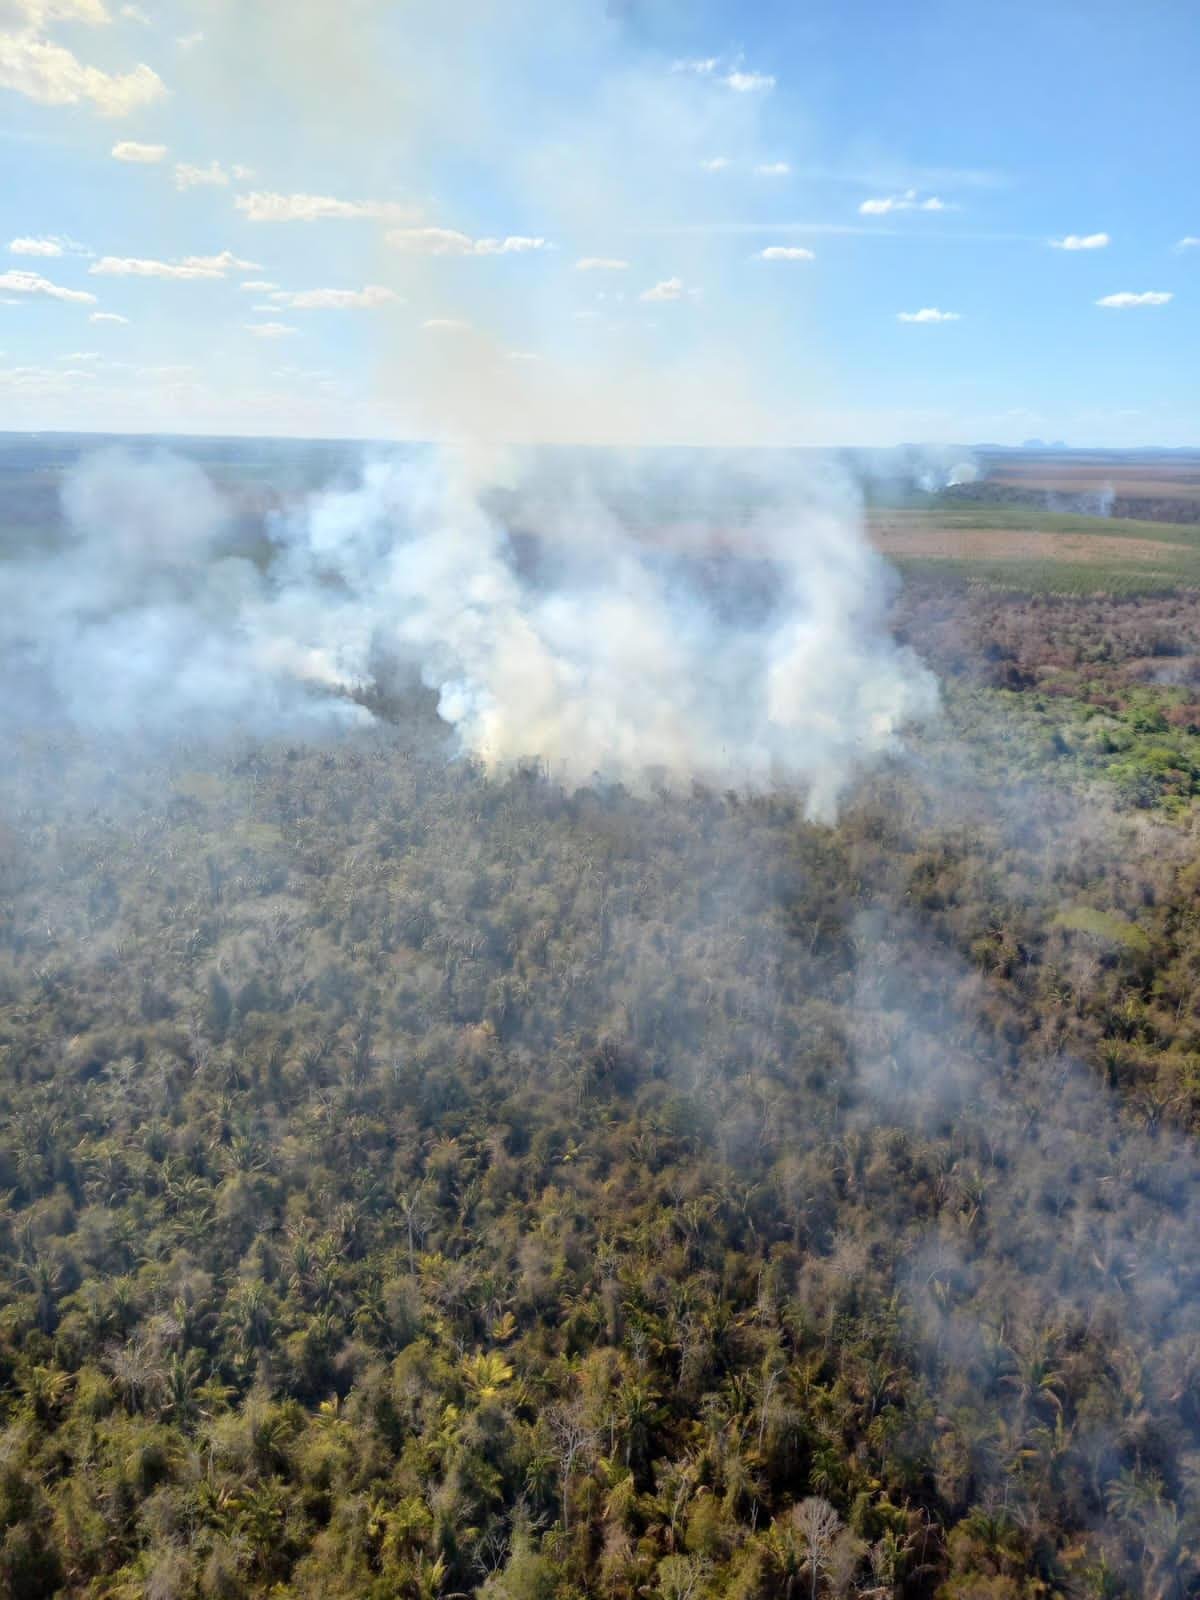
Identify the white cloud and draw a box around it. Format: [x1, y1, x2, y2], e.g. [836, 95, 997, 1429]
[506, 350, 539, 361]
[245, 321, 297, 338]
[1095, 290, 1172, 308]
[861, 189, 945, 215]
[90, 249, 260, 279]
[476, 236, 546, 255]
[268, 284, 400, 310]
[239, 279, 278, 292]
[639, 276, 694, 302]
[1051, 232, 1109, 250]
[90, 310, 127, 323]
[176, 30, 203, 50]
[700, 157, 731, 173]
[0, 33, 165, 116]
[112, 139, 166, 162]
[232, 163, 253, 180]
[0, 268, 97, 303]
[1176, 236, 1200, 251]
[0, 362, 99, 390]
[120, 4, 149, 21]
[755, 162, 790, 176]
[897, 307, 961, 323]
[8, 1, 110, 22]
[724, 69, 774, 92]
[422, 317, 471, 330]
[10, 235, 62, 256]
[388, 226, 547, 256]
[672, 55, 773, 91]
[235, 191, 415, 223]
[759, 246, 815, 261]
[575, 257, 628, 271]
[173, 160, 229, 190]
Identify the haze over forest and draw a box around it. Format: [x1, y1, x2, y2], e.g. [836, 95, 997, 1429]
[2, 4, 1200, 1600]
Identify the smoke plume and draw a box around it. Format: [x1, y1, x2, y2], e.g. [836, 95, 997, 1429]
[2, 445, 937, 820]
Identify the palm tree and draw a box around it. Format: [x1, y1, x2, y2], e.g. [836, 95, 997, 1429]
[222, 1280, 275, 1362]
[397, 1185, 432, 1276]
[106, 1334, 166, 1414]
[19, 1252, 64, 1335]
[18, 1364, 72, 1424]
[1141, 1500, 1200, 1600]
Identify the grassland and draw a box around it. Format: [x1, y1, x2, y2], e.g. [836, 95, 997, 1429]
[872, 505, 1200, 593]
[982, 447, 1200, 502]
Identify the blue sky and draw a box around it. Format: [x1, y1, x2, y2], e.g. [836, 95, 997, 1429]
[0, 0, 1196, 446]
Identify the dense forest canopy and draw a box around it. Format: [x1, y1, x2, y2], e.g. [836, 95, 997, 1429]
[4, 447, 1200, 1599]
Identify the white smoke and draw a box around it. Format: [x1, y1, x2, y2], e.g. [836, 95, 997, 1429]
[3, 445, 938, 820]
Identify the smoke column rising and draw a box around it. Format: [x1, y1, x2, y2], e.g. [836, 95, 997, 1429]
[2, 445, 938, 819]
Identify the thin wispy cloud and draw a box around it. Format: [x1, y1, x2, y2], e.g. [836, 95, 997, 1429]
[388, 227, 547, 256]
[700, 157, 731, 172]
[422, 317, 471, 330]
[897, 307, 961, 322]
[639, 221, 894, 238]
[1176, 236, 1200, 251]
[759, 246, 815, 261]
[1051, 232, 1109, 250]
[861, 189, 946, 215]
[1095, 290, 1172, 308]
[91, 250, 260, 280]
[89, 311, 127, 324]
[235, 192, 416, 223]
[267, 285, 400, 310]
[639, 276, 700, 303]
[0, 268, 97, 304]
[174, 160, 230, 191]
[239, 280, 278, 292]
[756, 161, 790, 177]
[244, 321, 297, 338]
[724, 69, 774, 92]
[10, 2, 111, 21]
[112, 140, 167, 163]
[574, 257, 628, 271]
[670, 56, 774, 91]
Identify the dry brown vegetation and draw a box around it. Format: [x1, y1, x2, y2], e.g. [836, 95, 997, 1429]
[871, 516, 1188, 568]
[986, 456, 1200, 500]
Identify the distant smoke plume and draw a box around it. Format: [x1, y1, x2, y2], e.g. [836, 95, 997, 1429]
[2, 446, 937, 820]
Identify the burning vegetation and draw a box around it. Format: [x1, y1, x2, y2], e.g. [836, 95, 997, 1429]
[3, 443, 1200, 1598]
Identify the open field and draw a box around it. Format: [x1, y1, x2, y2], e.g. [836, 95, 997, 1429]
[981, 449, 1200, 500]
[953, 448, 1200, 525]
[871, 506, 1200, 593]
